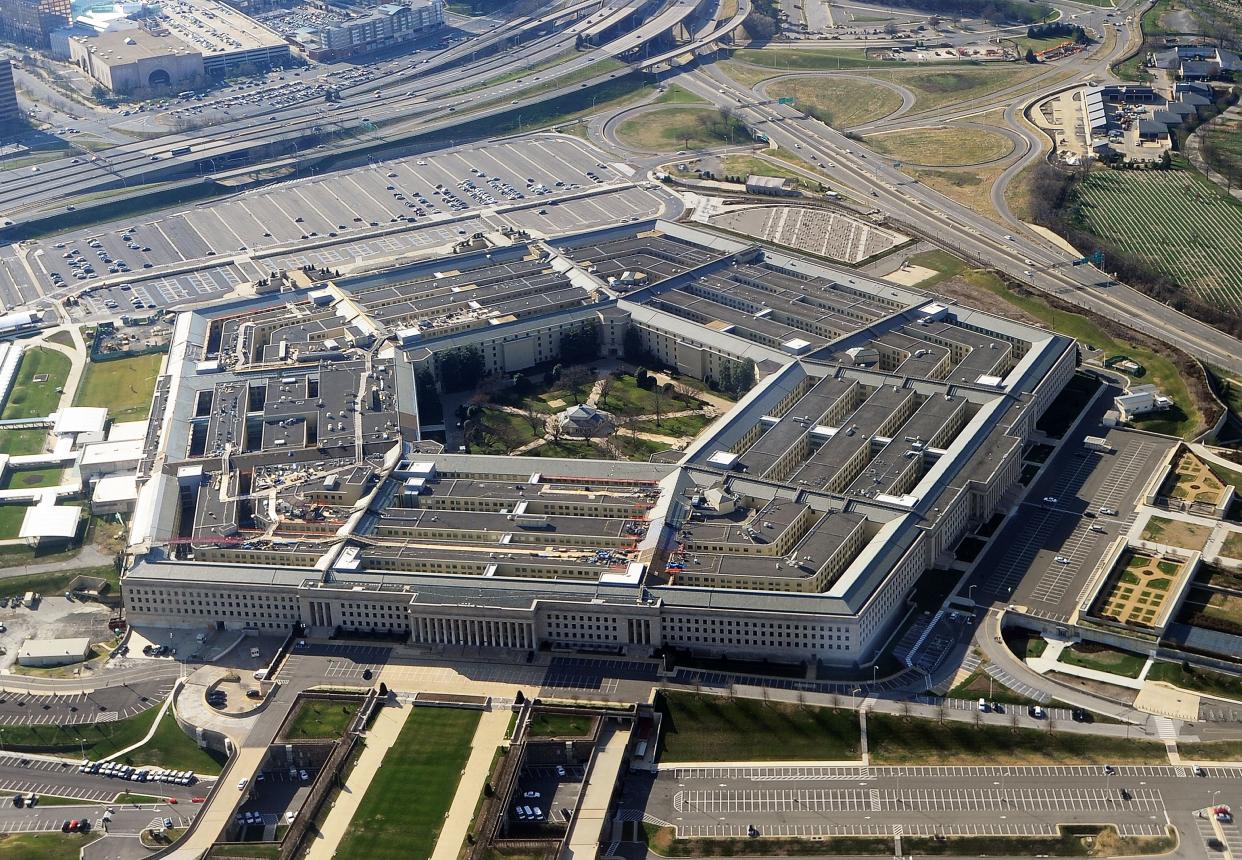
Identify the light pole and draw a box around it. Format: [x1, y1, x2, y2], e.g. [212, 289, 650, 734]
[851, 686, 861, 711]
[967, 584, 977, 602]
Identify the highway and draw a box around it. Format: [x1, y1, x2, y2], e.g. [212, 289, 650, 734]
[665, 2, 1242, 375]
[0, 0, 711, 224]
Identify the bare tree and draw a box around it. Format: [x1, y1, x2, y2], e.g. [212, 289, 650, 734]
[901, 700, 912, 718]
[936, 701, 947, 724]
[598, 372, 616, 409]
[521, 405, 544, 438]
[1010, 709, 1020, 731]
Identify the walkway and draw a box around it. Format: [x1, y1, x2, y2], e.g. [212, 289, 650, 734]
[430, 707, 512, 860]
[1025, 637, 1153, 692]
[303, 700, 412, 860]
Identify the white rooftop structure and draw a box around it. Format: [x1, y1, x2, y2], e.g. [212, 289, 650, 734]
[107, 420, 149, 442]
[53, 407, 108, 437]
[93, 474, 139, 506]
[20, 501, 82, 542]
[17, 637, 92, 666]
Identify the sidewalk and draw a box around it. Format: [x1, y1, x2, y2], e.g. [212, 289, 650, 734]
[430, 708, 512, 860]
[303, 700, 411, 860]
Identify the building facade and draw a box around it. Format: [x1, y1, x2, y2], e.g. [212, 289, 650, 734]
[0, 0, 71, 46]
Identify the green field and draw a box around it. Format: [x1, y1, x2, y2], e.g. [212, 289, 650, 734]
[524, 439, 603, 459]
[615, 107, 750, 152]
[2, 348, 71, 420]
[1057, 643, 1148, 679]
[0, 505, 29, 539]
[656, 692, 860, 762]
[867, 713, 1167, 764]
[0, 833, 101, 860]
[124, 706, 228, 774]
[0, 466, 64, 490]
[766, 78, 902, 129]
[729, 47, 887, 74]
[527, 712, 594, 737]
[284, 699, 359, 740]
[611, 434, 668, 461]
[334, 708, 480, 860]
[906, 250, 1201, 439]
[466, 407, 542, 455]
[1147, 660, 1242, 701]
[0, 427, 49, 456]
[890, 66, 1045, 115]
[867, 127, 1014, 167]
[1073, 169, 1242, 311]
[73, 353, 164, 422]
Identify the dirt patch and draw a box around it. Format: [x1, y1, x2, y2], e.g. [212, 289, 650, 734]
[930, 276, 1044, 325]
[1045, 672, 1140, 706]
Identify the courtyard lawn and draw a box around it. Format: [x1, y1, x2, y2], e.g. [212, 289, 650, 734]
[467, 407, 542, 455]
[0, 505, 29, 539]
[73, 352, 164, 422]
[867, 713, 1167, 765]
[1140, 515, 1212, 551]
[527, 712, 594, 738]
[598, 373, 700, 418]
[2, 348, 71, 420]
[627, 412, 712, 438]
[655, 692, 860, 762]
[284, 699, 359, 740]
[0, 428, 48, 456]
[333, 708, 480, 860]
[611, 435, 669, 462]
[524, 439, 603, 459]
[1057, 643, 1148, 679]
[0, 466, 64, 490]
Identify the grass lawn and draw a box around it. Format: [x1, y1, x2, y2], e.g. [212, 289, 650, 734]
[598, 373, 700, 418]
[867, 126, 1013, 167]
[1221, 530, 1242, 559]
[113, 705, 227, 774]
[0, 700, 161, 756]
[2, 348, 71, 420]
[524, 439, 603, 459]
[642, 825, 892, 856]
[527, 711, 594, 737]
[627, 412, 712, 438]
[1004, 627, 1049, 660]
[905, 827, 1174, 858]
[0, 564, 119, 599]
[0, 505, 29, 539]
[0, 833, 101, 860]
[655, 692, 860, 762]
[615, 107, 749, 152]
[612, 434, 668, 462]
[0, 466, 64, 490]
[1140, 515, 1211, 551]
[73, 352, 164, 422]
[468, 407, 542, 455]
[0, 427, 48, 455]
[1203, 112, 1242, 189]
[1057, 643, 1147, 679]
[728, 47, 886, 74]
[867, 712, 1167, 764]
[906, 250, 1200, 438]
[1146, 661, 1242, 701]
[284, 699, 359, 740]
[891, 66, 1044, 114]
[719, 154, 808, 185]
[334, 708, 480, 860]
[1180, 739, 1242, 760]
[766, 77, 901, 128]
[656, 84, 706, 105]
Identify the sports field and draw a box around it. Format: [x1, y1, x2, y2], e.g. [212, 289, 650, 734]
[1073, 169, 1242, 310]
[334, 707, 480, 860]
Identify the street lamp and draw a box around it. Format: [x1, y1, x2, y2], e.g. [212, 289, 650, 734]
[851, 687, 861, 711]
[967, 584, 977, 602]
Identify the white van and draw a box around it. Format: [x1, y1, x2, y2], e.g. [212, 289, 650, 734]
[253, 669, 267, 681]
[978, 698, 988, 713]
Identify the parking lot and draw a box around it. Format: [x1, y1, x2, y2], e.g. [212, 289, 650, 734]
[11, 135, 674, 318]
[631, 761, 1239, 845]
[0, 754, 213, 804]
[967, 405, 1175, 621]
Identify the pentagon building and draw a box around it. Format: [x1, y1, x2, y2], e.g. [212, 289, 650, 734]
[122, 221, 1075, 669]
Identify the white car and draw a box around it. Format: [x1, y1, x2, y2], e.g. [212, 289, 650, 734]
[523, 791, 540, 799]
[1042, 496, 1058, 504]
[238, 778, 248, 790]
[1054, 556, 1070, 564]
